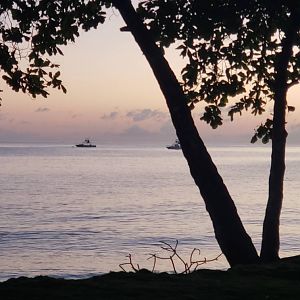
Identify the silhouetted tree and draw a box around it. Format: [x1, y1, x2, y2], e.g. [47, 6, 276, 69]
[137, 0, 300, 263]
[1, 0, 300, 266]
[0, 0, 107, 100]
[111, 0, 259, 266]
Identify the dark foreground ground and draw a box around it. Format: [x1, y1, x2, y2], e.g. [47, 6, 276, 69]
[1, 256, 300, 300]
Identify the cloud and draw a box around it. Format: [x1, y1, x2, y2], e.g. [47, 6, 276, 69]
[126, 109, 167, 122]
[288, 122, 300, 131]
[159, 119, 176, 135]
[109, 125, 154, 143]
[35, 107, 50, 113]
[101, 111, 119, 120]
[286, 123, 300, 144]
[112, 121, 177, 144]
[0, 113, 14, 122]
[121, 125, 152, 136]
[71, 113, 82, 119]
[19, 120, 31, 125]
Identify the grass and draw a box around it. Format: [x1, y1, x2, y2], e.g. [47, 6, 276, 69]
[1, 255, 300, 299]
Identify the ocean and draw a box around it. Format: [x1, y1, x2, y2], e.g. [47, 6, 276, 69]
[0, 143, 299, 281]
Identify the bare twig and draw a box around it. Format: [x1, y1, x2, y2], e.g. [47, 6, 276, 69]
[119, 240, 223, 274]
[119, 254, 140, 272]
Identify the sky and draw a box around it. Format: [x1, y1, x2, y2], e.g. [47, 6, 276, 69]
[1, 7, 300, 145]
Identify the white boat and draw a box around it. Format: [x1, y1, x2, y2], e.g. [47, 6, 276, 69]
[166, 139, 181, 150]
[76, 138, 96, 148]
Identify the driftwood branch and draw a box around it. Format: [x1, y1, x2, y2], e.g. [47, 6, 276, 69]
[119, 240, 223, 274]
[119, 254, 140, 272]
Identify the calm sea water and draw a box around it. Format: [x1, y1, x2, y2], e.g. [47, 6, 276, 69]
[0, 143, 299, 281]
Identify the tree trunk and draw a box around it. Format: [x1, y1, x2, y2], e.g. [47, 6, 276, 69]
[260, 11, 300, 262]
[112, 0, 259, 266]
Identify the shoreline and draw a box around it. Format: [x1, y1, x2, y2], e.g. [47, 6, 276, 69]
[1, 255, 300, 299]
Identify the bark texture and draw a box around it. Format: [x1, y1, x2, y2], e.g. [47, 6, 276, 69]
[112, 0, 259, 266]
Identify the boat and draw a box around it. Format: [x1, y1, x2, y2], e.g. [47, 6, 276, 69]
[166, 139, 181, 150]
[76, 138, 96, 148]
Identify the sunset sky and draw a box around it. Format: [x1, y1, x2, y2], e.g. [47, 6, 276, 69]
[1, 8, 300, 145]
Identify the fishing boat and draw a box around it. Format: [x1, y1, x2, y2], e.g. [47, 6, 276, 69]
[76, 138, 96, 148]
[166, 139, 181, 150]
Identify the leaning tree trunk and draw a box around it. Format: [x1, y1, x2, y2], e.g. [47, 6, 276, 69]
[261, 12, 300, 262]
[112, 0, 259, 266]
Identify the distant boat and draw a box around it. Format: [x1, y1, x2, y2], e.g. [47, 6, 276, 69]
[166, 139, 181, 150]
[76, 138, 96, 148]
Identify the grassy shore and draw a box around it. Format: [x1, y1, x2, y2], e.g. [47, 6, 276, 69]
[1, 255, 300, 299]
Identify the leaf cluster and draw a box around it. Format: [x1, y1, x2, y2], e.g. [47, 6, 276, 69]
[0, 0, 111, 99]
[138, 0, 300, 142]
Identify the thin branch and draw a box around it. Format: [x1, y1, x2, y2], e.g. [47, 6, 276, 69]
[120, 240, 223, 274]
